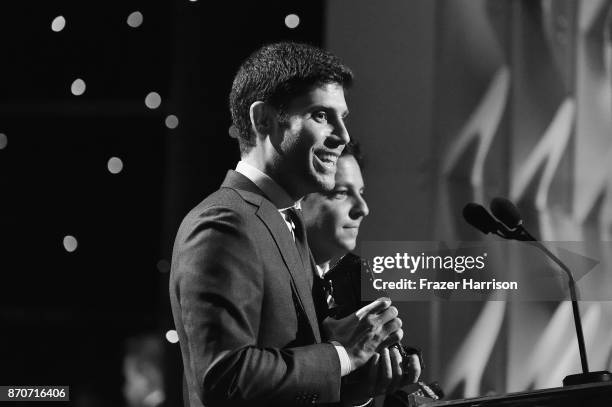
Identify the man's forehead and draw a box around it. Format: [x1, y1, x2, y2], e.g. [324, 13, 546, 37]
[335, 155, 363, 184]
[287, 82, 348, 111]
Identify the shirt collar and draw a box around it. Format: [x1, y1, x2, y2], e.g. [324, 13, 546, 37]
[235, 161, 300, 210]
[315, 263, 330, 278]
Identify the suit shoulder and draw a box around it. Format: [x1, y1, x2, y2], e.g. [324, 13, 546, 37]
[188, 188, 254, 219]
[174, 187, 260, 242]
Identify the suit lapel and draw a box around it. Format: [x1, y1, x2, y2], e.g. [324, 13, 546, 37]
[255, 202, 321, 342]
[221, 171, 321, 342]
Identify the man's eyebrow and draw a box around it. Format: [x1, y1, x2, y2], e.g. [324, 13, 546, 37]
[309, 105, 349, 117]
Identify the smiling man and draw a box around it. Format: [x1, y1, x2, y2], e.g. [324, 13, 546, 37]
[301, 142, 422, 404]
[301, 141, 369, 268]
[169, 42, 406, 407]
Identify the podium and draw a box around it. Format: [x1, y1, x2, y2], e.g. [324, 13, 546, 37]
[422, 382, 612, 406]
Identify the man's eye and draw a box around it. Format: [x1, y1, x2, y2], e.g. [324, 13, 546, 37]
[331, 190, 347, 199]
[313, 111, 328, 122]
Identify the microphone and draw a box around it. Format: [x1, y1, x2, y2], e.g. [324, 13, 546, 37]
[490, 197, 522, 229]
[462, 203, 501, 235]
[463, 198, 612, 386]
[462, 202, 522, 240]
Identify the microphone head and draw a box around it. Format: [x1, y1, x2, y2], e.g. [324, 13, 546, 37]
[490, 197, 522, 229]
[462, 203, 499, 234]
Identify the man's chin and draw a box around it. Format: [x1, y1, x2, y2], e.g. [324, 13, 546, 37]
[338, 239, 356, 253]
[309, 173, 335, 193]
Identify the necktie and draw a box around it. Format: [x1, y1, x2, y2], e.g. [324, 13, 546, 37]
[284, 208, 305, 241]
[285, 208, 329, 320]
[285, 208, 311, 283]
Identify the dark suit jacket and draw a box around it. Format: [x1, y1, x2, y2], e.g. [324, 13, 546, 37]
[169, 170, 342, 407]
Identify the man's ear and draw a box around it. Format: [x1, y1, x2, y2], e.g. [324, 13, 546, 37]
[249, 101, 276, 138]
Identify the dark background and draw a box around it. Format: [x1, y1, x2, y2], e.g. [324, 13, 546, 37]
[0, 1, 324, 405]
[4, 0, 611, 405]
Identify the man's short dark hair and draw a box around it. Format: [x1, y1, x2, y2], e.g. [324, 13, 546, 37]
[229, 42, 353, 155]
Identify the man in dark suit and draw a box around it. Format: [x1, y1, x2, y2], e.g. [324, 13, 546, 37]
[170, 42, 407, 407]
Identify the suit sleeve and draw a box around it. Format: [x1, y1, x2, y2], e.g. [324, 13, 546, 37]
[173, 205, 341, 406]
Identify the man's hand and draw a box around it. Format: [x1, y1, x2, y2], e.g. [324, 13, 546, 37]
[322, 298, 403, 371]
[340, 346, 422, 405]
[399, 351, 421, 385]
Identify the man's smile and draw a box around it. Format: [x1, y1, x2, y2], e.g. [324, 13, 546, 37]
[314, 151, 339, 172]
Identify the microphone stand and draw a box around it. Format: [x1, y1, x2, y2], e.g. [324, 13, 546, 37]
[505, 224, 611, 386]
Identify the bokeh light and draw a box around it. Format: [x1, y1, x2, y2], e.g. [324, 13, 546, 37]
[63, 235, 78, 252]
[51, 16, 66, 32]
[107, 157, 123, 174]
[165, 115, 179, 129]
[126, 11, 143, 28]
[71, 78, 86, 96]
[165, 330, 179, 344]
[285, 14, 300, 29]
[145, 92, 161, 109]
[0, 133, 7, 150]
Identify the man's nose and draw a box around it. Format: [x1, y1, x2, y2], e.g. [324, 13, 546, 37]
[351, 195, 369, 218]
[330, 118, 350, 146]
[336, 120, 350, 145]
